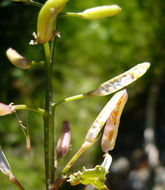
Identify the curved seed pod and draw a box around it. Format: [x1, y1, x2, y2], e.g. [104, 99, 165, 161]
[87, 62, 150, 96]
[0, 103, 14, 116]
[84, 89, 127, 146]
[6, 48, 31, 69]
[56, 121, 71, 159]
[101, 89, 128, 152]
[79, 5, 121, 20]
[37, 0, 69, 43]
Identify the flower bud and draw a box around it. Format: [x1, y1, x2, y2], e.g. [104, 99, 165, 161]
[6, 48, 31, 69]
[56, 121, 71, 159]
[0, 103, 13, 116]
[101, 89, 128, 152]
[79, 5, 121, 20]
[37, 0, 69, 43]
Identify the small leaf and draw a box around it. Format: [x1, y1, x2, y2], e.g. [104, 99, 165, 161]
[87, 62, 150, 96]
[68, 165, 108, 190]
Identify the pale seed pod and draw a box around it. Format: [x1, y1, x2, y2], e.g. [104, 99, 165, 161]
[56, 121, 71, 159]
[87, 62, 150, 96]
[101, 89, 128, 152]
[0, 103, 14, 116]
[6, 48, 31, 69]
[0, 147, 11, 176]
[79, 5, 121, 20]
[37, 0, 69, 43]
[84, 89, 127, 146]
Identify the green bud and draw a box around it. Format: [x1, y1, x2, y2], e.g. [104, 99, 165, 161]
[6, 48, 31, 69]
[37, 0, 69, 43]
[79, 5, 122, 20]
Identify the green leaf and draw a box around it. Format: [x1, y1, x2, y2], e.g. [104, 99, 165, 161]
[68, 165, 109, 190]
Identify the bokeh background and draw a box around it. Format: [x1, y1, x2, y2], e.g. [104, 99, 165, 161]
[0, 0, 165, 189]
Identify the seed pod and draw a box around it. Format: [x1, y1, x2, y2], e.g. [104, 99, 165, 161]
[84, 89, 127, 146]
[37, 0, 69, 43]
[0, 103, 13, 116]
[6, 48, 31, 69]
[0, 147, 11, 176]
[101, 89, 128, 152]
[79, 5, 121, 20]
[87, 62, 150, 96]
[56, 121, 71, 159]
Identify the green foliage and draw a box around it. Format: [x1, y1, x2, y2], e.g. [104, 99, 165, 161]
[68, 165, 108, 190]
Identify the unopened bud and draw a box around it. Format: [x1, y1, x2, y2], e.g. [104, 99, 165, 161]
[79, 5, 121, 20]
[0, 103, 13, 116]
[6, 48, 31, 69]
[56, 121, 71, 159]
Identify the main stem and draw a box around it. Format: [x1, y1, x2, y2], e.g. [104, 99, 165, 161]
[44, 42, 55, 190]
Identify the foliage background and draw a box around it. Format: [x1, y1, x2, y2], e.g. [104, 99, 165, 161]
[0, 0, 165, 189]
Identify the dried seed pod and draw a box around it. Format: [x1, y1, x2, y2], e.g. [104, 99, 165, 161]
[101, 89, 128, 152]
[84, 89, 127, 146]
[0, 103, 13, 116]
[6, 48, 31, 69]
[0, 147, 11, 176]
[87, 62, 150, 96]
[56, 121, 71, 159]
[37, 0, 69, 43]
[79, 5, 121, 20]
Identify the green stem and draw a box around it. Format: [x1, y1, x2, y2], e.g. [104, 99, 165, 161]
[52, 94, 86, 107]
[61, 143, 89, 175]
[60, 12, 82, 18]
[43, 42, 55, 190]
[12, 105, 45, 115]
[27, 0, 42, 7]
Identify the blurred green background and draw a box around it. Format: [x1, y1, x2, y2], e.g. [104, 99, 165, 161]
[0, 0, 165, 189]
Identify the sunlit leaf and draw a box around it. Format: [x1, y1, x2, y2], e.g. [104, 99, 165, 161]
[87, 62, 150, 96]
[68, 165, 108, 190]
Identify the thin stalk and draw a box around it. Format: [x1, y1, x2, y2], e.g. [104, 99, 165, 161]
[43, 42, 55, 190]
[61, 143, 88, 175]
[9, 174, 25, 190]
[52, 93, 86, 107]
[60, 12, 82, 18]
[12, 104, 45, 115]
[27, 0, 42, 7]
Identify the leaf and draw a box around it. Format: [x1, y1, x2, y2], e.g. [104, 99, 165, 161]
[87, 62, 150, 96]
[68, 165, 109, 190]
